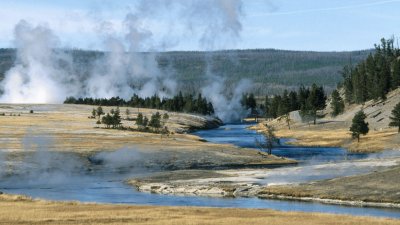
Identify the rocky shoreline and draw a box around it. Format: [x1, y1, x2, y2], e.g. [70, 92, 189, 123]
[129, 178, 400, 209]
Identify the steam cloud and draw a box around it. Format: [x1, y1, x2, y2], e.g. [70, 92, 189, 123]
[0, 134, 158, 187]
[0, 21, 78, 103]
[0, 0, 248, 122]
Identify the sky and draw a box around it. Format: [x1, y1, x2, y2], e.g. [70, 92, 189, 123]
[1, 0, 400, 51]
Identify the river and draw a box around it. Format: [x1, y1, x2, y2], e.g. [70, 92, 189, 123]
[1, 123, 400, 219]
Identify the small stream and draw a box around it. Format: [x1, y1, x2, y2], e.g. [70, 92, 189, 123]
[1, 123, 400, 219]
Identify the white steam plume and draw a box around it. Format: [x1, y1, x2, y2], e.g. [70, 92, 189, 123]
[0, 0, 247, 120]
[0, 20, 78, 103]
[202, 75, 251, 122]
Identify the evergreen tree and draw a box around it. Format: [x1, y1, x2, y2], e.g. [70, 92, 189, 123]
[207, 102, 215, 115]
[341, 64, 353, 103]
[125, 108, 130, 119]
[288, 91, 299, 111]
[96, 106, 104, 119]
[143, 116, 149, 127]
[330, 90, 345, 117]
[92, 108, 96, 118]
[389, 102, 400, 133]
[247, 93, 257, 111]
[270, 95, 281, 118]
[136, 113, 143, 126]
[392, 59, 400, 89]
[304, 84, 326, 124]
[264, 95, 272, 119]
[149, 112, 162, 129]
[111, 107, 122, 128]
[162, 113, 169, 127]
[278, 90, 290, 116]
[350, 110, 369, 142]
[101, 113, 113, 128]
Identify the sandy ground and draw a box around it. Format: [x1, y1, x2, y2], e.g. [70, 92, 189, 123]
[0, 193, 399, 225]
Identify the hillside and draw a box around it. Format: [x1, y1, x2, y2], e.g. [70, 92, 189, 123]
[253, 87, 400, 152]
[0, 48, 371, 96]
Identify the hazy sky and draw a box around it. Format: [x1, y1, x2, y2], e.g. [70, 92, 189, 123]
[1, 0, 400, 51]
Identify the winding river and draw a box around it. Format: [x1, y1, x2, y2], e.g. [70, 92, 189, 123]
[1, 123, 400, 219]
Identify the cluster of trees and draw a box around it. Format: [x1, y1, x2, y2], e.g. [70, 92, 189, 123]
[262, 84, 327, 124]
[341, 38, 400, 103]
[101, 108, 122, 129]
[136, 112, 170, 133]
[65, 92, 214, 115]
[241, 93, 257, 111]
[92, 106, 171, 134]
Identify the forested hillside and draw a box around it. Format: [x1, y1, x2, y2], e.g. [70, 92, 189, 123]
[340, 38, 400, 103]
[0, 48, 371, 95]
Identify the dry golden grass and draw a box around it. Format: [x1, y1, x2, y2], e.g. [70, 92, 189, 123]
[252, 121, 400, 153]
[0, 194, 398, 225]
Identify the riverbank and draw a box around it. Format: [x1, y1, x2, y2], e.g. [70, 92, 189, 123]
[251, 88, 400, 153]
[251, 121, 399, 153]
[129, 165, 400, 208]
[0, 193, 399, 225]
[259, 166, 400, 206]
[128, 122, 400, 209]
[0, 104, 295, 170]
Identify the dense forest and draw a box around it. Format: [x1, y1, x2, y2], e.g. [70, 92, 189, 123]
[249, 84, 327, 124]
[0, 48, 371, 96]
[64, 92, 214, 115]
[340, 38, 400, 103]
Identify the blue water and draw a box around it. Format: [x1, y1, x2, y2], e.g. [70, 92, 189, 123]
[1, 123, 400, 219]
[193, 123, 367, 162]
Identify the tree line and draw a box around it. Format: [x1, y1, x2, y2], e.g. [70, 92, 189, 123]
[260, 84, 327, 124]
[65, 92, 214, 116]
[341, 38, 400, 103]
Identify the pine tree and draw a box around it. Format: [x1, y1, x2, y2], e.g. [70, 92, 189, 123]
[389, 102, 400, 133]
[330, 90, 345, 117]
[305, 84, 326, 124]
[247, 93, 257, 111]
[350, 110, 369, 142]
[162, 113, 169, 127]
[136, 113, 143, 126]
[264, 95, 272, 119]
[101, 113, 113, 128]
[341, 64, 353, 103]
[96, 106, 104, 119]
[288, 91, 299, 112]
[92, 108, 96, 118]
[278, 90, 290, 116]
[112, 107, 122, 128]
[143, 116, 149, 127]
[149, 112, 161, 129]
[392, 59, 400, 89]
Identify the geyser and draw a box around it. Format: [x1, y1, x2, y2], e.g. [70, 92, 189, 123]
[0, 0, 250, 122]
